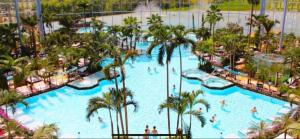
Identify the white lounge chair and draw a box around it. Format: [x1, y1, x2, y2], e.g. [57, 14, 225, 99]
[278, 108, 291, 115]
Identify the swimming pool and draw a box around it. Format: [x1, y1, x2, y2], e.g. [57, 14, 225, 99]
[13, 43, 288, 138]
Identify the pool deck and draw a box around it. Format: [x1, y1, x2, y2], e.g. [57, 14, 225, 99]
[182, 69, 234, 90]
[67, 71, 106, 90]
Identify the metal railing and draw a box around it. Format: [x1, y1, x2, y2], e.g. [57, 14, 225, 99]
[112, 134, 189, 139]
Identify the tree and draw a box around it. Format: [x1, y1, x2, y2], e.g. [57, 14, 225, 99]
[169, 25, 196, 130]
[205, 5, 223, 48]
[77, 0, 90, 25]
[182, 90, 210, 132]
[123, 16, 141, 50]
[21, 16, 38, 56]
[0, 24, 18, 54]
[32, 124, 59, 139]
[273, 114, 294, 139]
[247, 0, 260, 46]
[1, 119, 26, 139]
[0, 55, 29, 87]
[87, 92, 115, 135]
[286, 122, 300, 139]
[248, 121, 268, 138]
[0, 90, 28, 138]
[146, 24, 173, 134]
[158, 90, 209, 133]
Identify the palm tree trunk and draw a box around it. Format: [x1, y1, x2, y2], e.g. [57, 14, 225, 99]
[119, 110, 125, 134]
[120, 65, 129, 135]
[176, 46, 183, 131]
[113, 67, 119, 90]
[189, 109, 192, 131]
[166, 61, 171, 135]
[248, 4, 254, 46]
[109, 109, 114, 135]
[116, 111, 120, 138]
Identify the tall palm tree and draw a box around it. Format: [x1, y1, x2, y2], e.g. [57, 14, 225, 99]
[123, 16, 141, 50]
[205, 5, 223, 48]
[0, 90, 28, 138]
[77, 0, 90, 26]
[147, 14, 163, 33]
[147, 25, 173, 134]
[32, 124, 59, 139]
[247, 0, 260, 46]
[169, 25, 196, 129]
[21, 16, 38, 56]
[87, 92, 115, 135]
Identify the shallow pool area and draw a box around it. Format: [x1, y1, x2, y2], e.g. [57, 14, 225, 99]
[12, 43, 289, 138]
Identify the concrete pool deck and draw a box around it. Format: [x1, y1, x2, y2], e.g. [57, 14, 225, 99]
[182, 69, 234, 89]
[67, 71, 106, 90]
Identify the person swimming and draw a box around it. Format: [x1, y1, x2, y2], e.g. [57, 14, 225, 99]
[172, 67, 176, 73]
[220, 99, 226, 107]
[148, 67, 151, 72]
[210, 114, 216, 123]
[251, 107, 257, 114]
[173, 84, 176, 90]
[197, 108, 202, 113]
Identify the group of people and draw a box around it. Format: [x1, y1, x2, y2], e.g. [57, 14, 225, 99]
[144, 125, 158, 139]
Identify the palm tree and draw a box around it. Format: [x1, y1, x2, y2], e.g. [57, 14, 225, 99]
[32, 124, 59, 139]
[182, 90, 210, 132]
[123, 16, 141, 50]
[1, 119, 26, 139]
[205, 5, 223, 48]
[21, 16, 38, 56]
[273, 114, 294, 139]
[0, 90, 28, 138]
[87, 92, 115, 135]
[77, 0, 90, 26]
[260, 17, 279, 53]
[286, 122, 300, 139]
[0, 24, 18, 54]
[169, 25, 196, 129]
[147, 14, 163, 32]
[247, 0, 260, 46]
[248, 121, 268, 138]
[0, 55, 29, 88]
[146, 24, 173, 134]
[158, 90, 209, 132]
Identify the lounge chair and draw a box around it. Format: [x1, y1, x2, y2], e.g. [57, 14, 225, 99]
[277, 108, 291, 115]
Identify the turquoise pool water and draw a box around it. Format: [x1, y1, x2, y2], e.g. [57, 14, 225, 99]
[14, 42, 288, 138]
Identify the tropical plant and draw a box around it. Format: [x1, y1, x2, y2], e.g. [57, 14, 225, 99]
[32, 124, 59, 139]
[77, 0, 90, 25]
[169, 25, 196, 129]
[247, 0, 260, 46]
[158, 90, 209, 133]
[0, 90, 28, 138]
[0, 24, 18, 54]
[205, 5, 223, 48]
[248, 121, 268, 138]
[123, 16, 141, 50]
[86, 92, 115, 135]
[21, 16, 38, 56]
[146, 24, 173, 134]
